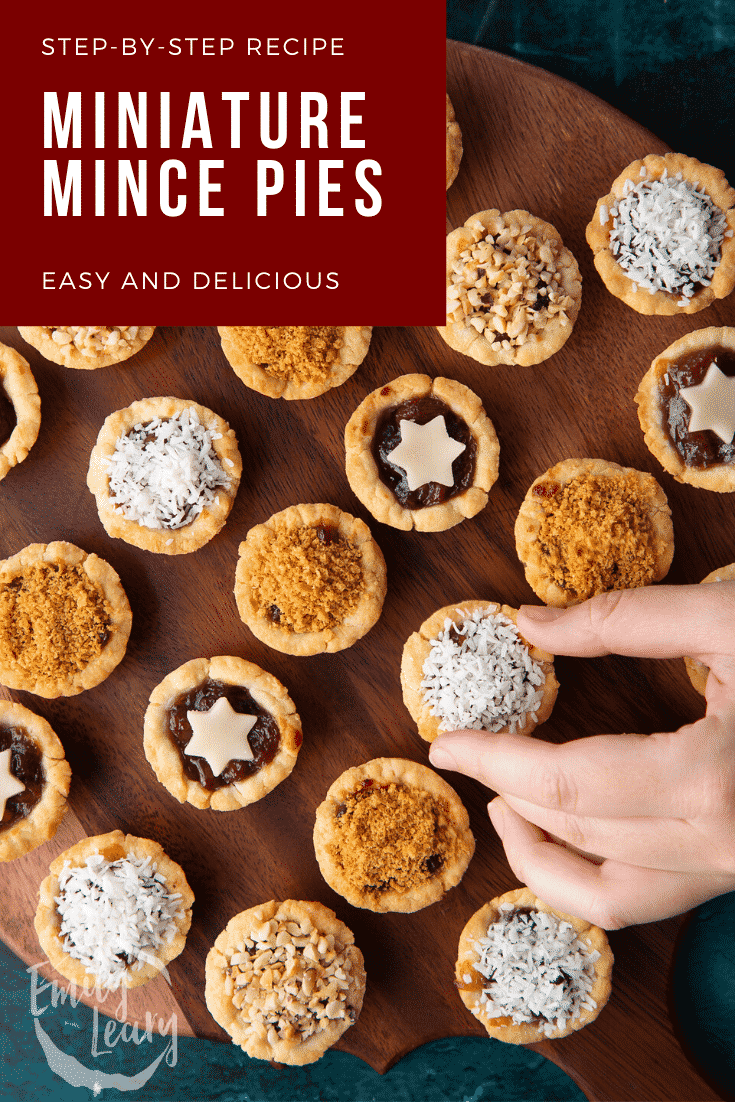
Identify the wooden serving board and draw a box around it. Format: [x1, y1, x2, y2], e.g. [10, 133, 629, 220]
[1, 40, 733, 1101]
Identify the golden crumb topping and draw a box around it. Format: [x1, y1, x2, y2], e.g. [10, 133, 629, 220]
[251, 524, 364, 634]
[228, 327, 342, 385]
[534, 473, 657, 600]
[331, 781, 454, 895]
[0, 563, 112, 680]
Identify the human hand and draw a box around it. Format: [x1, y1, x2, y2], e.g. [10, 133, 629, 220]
[428, 584, 735, 929]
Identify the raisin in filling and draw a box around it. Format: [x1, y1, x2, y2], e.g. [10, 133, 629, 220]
[167, 679, 280, 790]
[660, 345, 735, 468]
[372, 396, 476, 508]
[0, 388, 16, 448]
[0, 725, 44, 831]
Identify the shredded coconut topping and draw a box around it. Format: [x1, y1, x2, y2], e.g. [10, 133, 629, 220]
[471, 905, 601, 1037]
[45, 326, 141, 356]
[55, 854, 185, 989]
[609, 170, 728, 298]
[420, 608, 545, 733]
[104, 407, 230, 529]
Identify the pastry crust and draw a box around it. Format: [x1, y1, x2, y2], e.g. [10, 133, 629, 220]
[205, 899, 365, 1065]
[218, 326, 373, 400]
[87, 396, 242, 554]
[345, 374, 499, 532]
[446, 93, 463, 190]
[400, 600, 558, 742]
[684, 564, 735, 695]
[0, 701, 70, 862]
[515, 458, 674, 607]
[586, 153, 735, 315]
[35, 830, 194, 990]
[455, 887, 613, 1043]
[18, 326, 156, 369]
[144, 656, 303, 810]
[635, 326, 735, 492]
[0, 541, 132, 697]
[234, 502, 387, 656]
[313, 757, 475, 913]
[0, 343, 41, 482]
[439, 209, 582, 367]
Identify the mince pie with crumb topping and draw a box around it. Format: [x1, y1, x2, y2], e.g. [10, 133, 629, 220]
[0, 701, 70, 862]
[144, 656, 303, 810]
[345, 374, 499, 531]
[313, 757, 474, 912]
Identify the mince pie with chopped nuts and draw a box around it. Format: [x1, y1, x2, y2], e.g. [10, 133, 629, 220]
[18, 326, 156, 369]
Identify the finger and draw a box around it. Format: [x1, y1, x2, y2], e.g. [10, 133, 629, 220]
[499, 792, 726, 873]
[516, 583, 735, 665]
[429, 724, 714, 820]
[489, 798, 735, 928]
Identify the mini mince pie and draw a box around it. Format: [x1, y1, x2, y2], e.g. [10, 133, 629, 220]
[205, 899, 366, 1065]
[401, 600, 558, 742]
[345, 374, 499, 531]
[87, 396, 242, 554]
[313, 757, 475, 913]
[514, 458, 674, 607]
[0, 342, 41, 483]
[684, 563, 735, 695]
[635, 327, 735, 492]
[0, 542, 132, 697]
[455, 887, 613, 1043]
[18, 326, 156, 369]
[35, 831, 193, 990]
[586, 154, 735, 315]
[235, 503, 387, 656]
[218, 326, 373, 400]
[0, 701, 70, 862]
[440, 209, 582, 367]
[446, 93, 463, 190]
[144, 656, 303, 811]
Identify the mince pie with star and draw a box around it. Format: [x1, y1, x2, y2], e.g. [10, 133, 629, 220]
[144, 656, 303, 810]
[635, 326, 735, 492]
[345, 374, 499, 531]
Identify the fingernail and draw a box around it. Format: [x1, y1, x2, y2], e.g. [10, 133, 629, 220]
[429, 745, 456, 771]
[488, 799, 505, 839]
[520, 605, 567, 622]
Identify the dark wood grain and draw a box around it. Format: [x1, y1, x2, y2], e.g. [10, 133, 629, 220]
[1, 40, 733, 1100]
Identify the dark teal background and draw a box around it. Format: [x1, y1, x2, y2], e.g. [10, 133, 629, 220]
[3, 2, 735, 1098]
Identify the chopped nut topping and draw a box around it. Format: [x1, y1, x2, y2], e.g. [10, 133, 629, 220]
[447, 220, 575, 351]
[42, 327, 141, 357]
[225, 327, 342, 385]
[224, 916, 357, 1040]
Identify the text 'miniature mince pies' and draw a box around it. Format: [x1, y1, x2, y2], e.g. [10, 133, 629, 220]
[446, 93, 463, 190]
[345, 374, 499, 532]
[235, 503, 387, 656]
[586, 153, 735, 315]
[313, 757, 474, 913]
[18, 326, 156, 369]
[684, 564, 735, 695]
[455, 887, 613, 1043]
[0, 542, 132, 698]
[0, 701, 70, 862]
[515, 458, 674, 607]
[218, 326, 372, 400]
[0, 342, 41, 483]
[35, 830, 194, 990]
[635, 327, 735, 492]
[439, 209, 582, 367]
[144, 656, 302, 810]
[87, 396, 242, 554]
[401, 600, 558, 743]
[205, 899, 366, 1065]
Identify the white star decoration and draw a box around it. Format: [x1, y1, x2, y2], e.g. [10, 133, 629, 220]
[185, 696, 256, 777]
[0, 748, 26, 819]
[680, 362, 735, 444]
[385, 415, 466, 491]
